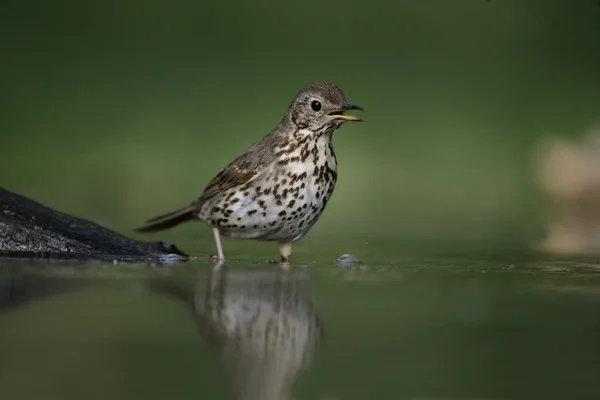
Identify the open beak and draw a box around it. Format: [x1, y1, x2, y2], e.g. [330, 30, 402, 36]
[325, 103, 364, 122]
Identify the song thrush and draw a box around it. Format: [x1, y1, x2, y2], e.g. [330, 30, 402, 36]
[134, 81, 363, 262]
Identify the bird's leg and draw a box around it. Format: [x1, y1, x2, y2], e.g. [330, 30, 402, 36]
[279, 241, 292, 264]
[211, 226, 225, 261]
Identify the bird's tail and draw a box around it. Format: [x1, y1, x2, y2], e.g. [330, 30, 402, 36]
[134, 205, 196, 233]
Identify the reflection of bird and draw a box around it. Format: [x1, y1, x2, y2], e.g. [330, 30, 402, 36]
[135, 81, 363, 262]
[149, 266, 323, 400]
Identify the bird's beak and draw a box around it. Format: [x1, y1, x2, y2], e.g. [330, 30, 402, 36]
[325, 103, 364, 122]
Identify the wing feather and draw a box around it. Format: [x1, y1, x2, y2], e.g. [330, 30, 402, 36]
[195, 137, 279, 203]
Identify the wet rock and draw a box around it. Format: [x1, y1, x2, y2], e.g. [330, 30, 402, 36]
[0, 186, 189, 262]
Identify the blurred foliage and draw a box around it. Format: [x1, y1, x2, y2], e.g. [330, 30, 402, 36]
[1, 0, 600, 257]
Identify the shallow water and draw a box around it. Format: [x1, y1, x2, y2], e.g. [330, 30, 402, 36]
[1, 254, 600, 400]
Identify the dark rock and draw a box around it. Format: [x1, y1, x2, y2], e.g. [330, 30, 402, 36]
[0, 186, 189, 262]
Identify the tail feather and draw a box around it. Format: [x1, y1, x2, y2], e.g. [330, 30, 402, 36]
[134, 206, 196, 233]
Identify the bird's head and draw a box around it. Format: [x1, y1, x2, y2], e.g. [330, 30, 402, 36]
[285, 81, 364, 134]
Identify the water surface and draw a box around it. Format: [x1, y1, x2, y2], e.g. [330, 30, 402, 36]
[1, 254, 599, 400]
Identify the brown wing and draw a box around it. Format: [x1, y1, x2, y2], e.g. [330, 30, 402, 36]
[195, 137, 279, 203]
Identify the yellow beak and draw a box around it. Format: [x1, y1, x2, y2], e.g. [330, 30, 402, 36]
[325, 103, 364, 122]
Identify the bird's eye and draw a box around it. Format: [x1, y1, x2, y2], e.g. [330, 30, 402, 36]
[310, 100, 322, 112]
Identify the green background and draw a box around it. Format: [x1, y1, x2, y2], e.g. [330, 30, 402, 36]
[2, 0, 600, 259]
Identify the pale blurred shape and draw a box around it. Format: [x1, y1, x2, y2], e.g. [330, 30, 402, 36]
[534, 124, 600, 254]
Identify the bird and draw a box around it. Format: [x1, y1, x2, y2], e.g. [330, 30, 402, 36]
[134, 81, 364, 263]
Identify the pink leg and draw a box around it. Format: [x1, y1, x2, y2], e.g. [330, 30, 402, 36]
[212, 227, 225, 260]
[279, 241, 292, 263]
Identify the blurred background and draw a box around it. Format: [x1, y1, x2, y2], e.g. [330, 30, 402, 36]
[2, 0, 600, 259]
[3, 3, 600, 399]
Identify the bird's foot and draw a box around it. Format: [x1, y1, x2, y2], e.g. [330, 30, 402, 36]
[209, 254, 225, 271]
[212, 259, 224, 270]
[279, 255, 291, 270]
[266, 256, 289, 263]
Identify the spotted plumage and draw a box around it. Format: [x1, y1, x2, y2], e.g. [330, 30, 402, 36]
[134, 81, 363, 262]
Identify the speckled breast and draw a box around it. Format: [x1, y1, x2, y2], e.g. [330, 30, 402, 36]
[202, 135, 338, 242]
